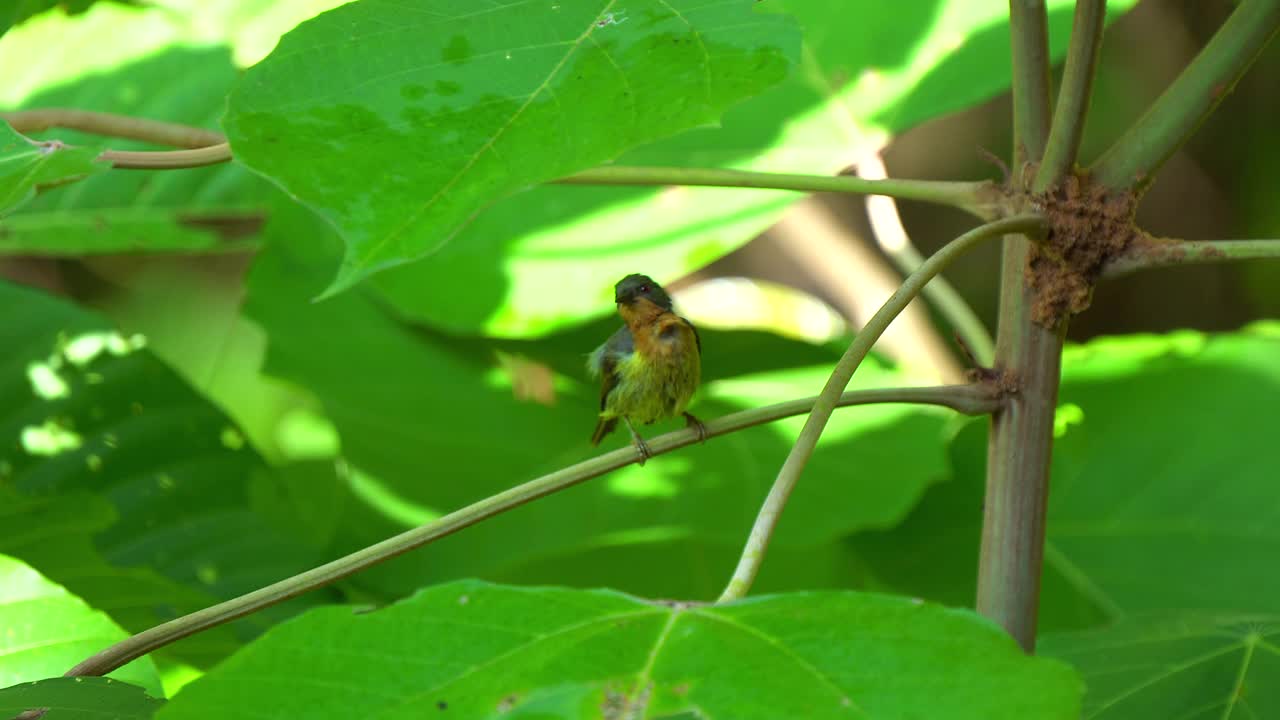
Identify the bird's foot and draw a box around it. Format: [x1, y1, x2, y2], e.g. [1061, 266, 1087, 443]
[631, 436, 652, 465]
[623, 417, 652, 466]
[683, 412, 708, 443]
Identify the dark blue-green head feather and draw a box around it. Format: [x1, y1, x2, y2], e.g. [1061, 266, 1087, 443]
[614, 273, 672, 310]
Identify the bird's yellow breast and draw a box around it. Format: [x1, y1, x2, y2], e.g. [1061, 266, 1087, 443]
[601, 317, 700, 425]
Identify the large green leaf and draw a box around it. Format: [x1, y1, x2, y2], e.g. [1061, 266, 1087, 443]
[849, 326, 1280, 713]
[1041, 612, 1280, 720]
[0, 554, 159, 694]
[0, 676, 161, 720]
[0, 280, 333, 665]
[223, 0, 800, 293]
[158, 580, 1081, 720]
[246, 200, 949, 600]
[369, 0, 1141, 337]
[0, 121, 106, 216]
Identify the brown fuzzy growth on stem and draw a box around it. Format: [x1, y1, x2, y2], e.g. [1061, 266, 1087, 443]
[1023, 171, 1139, 325]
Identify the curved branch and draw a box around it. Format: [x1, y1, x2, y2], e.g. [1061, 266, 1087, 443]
[65, 384, 1002, 679]
[555, 166, 1002, 218]
[1090, 0, 1280, 190]
[716, 214, 1048, 604]
[1103, 237, 1280, 278]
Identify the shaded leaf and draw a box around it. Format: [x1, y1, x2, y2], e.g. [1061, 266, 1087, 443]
[158, 580, 1081, 720]
[223, 0, 800, 292]
[0, 280, 334, 665]
[246, 200, 949, 600]
[855, 326, 1280, 627]
[369, 0, 1140, 337]
[1041, 612, 1280, 720]
[0, 554, 159, 694]
[0, 676, 161, 720]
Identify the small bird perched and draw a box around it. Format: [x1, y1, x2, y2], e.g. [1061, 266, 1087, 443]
[588, 273, 707, 463]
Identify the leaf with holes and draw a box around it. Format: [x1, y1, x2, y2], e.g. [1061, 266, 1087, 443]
[1040, 612, 1280, 720]
[222, 0, 800, 293]
[367, 0, 1141, 337]
[0, 121, 106, 216]
[0, 280, 331, 666]
[0, 554, 160, 694]
[0, 676, 162, 720]
[157, 580, 1081, 720]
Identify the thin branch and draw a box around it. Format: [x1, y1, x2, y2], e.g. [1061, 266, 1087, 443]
[716, 214, 1048, 604]
[101, 143, 232, 169]
[1090, 0, 1280, 190]
[2, 108, 225, 148]
[1035, 0, 1107, 189]
[1009, 0, 1053, 165]
[555, 166, 1001, 218]
[859, 151, 995, 366]
[65, 384, 1001, 679]
[3, 108, 233, 170]
[1103, 237, 1280, 278]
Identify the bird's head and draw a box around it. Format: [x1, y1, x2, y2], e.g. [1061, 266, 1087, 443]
[614, 274, 673, 311]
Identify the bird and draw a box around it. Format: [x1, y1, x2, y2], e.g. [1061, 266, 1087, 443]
[588, 273, 707, 464]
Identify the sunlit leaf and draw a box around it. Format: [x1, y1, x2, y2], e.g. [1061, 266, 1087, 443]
[369, 0, 1141, 337]
[223, 0, 800, 293]
[0, 554, 159, 694]
[0, 121, 105, 216]
[158, 580, 1081, 720]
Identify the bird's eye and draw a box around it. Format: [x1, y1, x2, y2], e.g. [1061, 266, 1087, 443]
[638, 284, 650, 293]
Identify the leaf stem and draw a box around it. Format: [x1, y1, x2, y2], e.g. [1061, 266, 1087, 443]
[1102, 237, 1280, 278]
[1009, 0, 1053, 164]
[859, 152, 996, 366]
[1089, 0, 1280, 190]
[65, 384, 1001, 678]
[555, 166, 1000, 217]
[2, 109, 225, 148]
[715, 214, 1048, 605]
[101, 144, 232, 170]
[1034, 0, 1107, 189]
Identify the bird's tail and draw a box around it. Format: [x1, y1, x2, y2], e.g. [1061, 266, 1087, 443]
[591, 417, 618, 446]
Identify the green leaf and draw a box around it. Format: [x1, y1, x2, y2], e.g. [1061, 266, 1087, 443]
[368, 0, 1141, 337]
[0, 554, 160, 694]
[0, 121, 106, 216]
[0, 676, 162, 720]
[157, 580, 1081, 720]
[246, 203, 949, 599]
[1040, 612, 1280, 720]
[854, 326, 1280, 629]
[223, 0, 800, 293]
[0, 280, 333, 665]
